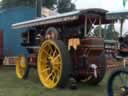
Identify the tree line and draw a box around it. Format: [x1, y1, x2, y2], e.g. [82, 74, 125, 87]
[1, 0, 76, 13]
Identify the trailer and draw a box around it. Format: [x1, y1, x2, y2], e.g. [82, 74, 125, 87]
[12, 8, 114, 89]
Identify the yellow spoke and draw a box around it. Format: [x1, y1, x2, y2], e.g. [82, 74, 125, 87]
[53, 67, 60, 76]
[49, 51, 53, 57]
[53, 73, 57, 80]
[54, 72, 59, 79]
[53, 60, 61, 71]
[52, 72, 57, 83]
[52, 49, 58, 57]
[54, 63, 61, 66]
[21, 66, 25, 70]
[55, 72, 61, 80]
[54, 65, 60, 70]
[53, 59, 61, 65]
[45, 72, 53, 81]
[52, 77, 56, 83]
[48, 44, 53, 51]
[42, 49, 50, 56]
[41, 68, 50, 73]
[52, 55, 60, 63]
[19, 69, 24, 75]
[19, 65, 23, 69]
[47, 44, 54, 55]
[53, 50, 56, 57]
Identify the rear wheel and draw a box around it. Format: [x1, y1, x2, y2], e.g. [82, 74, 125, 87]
[16, 55, 29, 79]
[37, 40, 71, 88]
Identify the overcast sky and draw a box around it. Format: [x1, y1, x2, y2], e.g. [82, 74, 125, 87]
[75, 0, 128, 11]
[74, 0, 128, 34]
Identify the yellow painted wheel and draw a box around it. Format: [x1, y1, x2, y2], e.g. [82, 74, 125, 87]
[16, 55, 29, 79]
[38, 40, 71, 88]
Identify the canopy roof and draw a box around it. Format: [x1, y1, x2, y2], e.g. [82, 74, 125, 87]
[12, 8, 108, 29]
[106, 9, 128, 20]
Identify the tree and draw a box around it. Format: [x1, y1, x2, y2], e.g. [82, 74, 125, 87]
[1, 0, 57, 9]
[57, 0, 76, 13]
[1, 0, 35, 8]
[42, 0, 57, 9]
[123, 0, 127, 7]
[1, 0, 76, 13]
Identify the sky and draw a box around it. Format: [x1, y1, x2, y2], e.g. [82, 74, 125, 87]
[75, 0, 128, 11]
[75, 0, 128, 34]
[0, 0, 127, 33]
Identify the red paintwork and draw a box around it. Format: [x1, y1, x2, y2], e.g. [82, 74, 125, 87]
[28, 54, 37, 66]
[71, 37, 104, 78]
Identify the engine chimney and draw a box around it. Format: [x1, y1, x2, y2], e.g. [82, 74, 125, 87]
[36, 0, 42, 17]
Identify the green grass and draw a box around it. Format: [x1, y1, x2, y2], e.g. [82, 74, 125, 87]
[0, 67, 110, 96]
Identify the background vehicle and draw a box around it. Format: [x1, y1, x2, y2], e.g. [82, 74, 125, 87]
[106, 10, 128, 96]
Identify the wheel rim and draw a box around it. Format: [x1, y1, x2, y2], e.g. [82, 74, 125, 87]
[112, 71, 128, 96]
[38, 40, 62, 88]
[16, 56, 27, 79]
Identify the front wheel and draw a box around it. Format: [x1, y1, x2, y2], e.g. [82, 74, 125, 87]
[37, 40, 71, 89]
[107, 68, 128, 96]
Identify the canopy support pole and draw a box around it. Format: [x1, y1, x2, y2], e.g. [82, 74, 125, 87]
[99, 18, 102, 37]
[120, 19, 124, 37]
[84, 16, 87, 37]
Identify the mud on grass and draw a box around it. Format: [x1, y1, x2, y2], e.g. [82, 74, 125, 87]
[0, 66, 109, 96]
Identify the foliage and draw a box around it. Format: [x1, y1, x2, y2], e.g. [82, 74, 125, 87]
[42, 0, 57, 9]
[57, 0, 76, 13]
[123, 0, 127, 7]
[1, 0, 35, 8]
[1, 0, 76, 13]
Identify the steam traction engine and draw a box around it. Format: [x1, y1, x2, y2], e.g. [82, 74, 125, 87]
[12, 8, 113, 88]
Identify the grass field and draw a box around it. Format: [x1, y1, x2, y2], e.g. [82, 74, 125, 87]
[0, 66, 110, 96]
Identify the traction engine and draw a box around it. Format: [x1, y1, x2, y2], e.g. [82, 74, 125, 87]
[12, 8, 113, 88]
